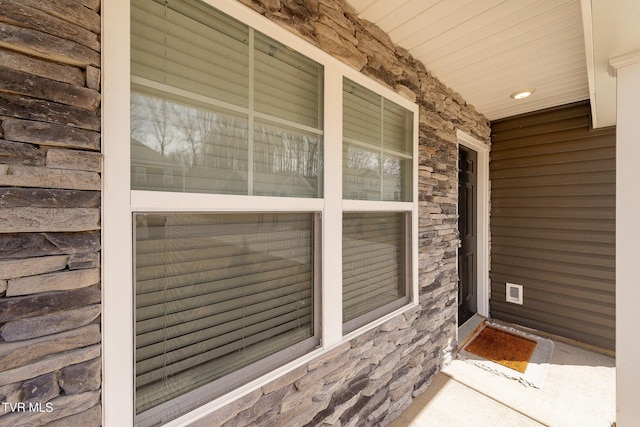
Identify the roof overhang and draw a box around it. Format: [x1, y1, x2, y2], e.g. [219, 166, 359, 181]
[348, 0, 640, 128]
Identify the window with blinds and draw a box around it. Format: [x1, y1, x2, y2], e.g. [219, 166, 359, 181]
[128, 0, 416, 423]
[130, 1, 324, 425]
[343, 78, 412, 202]
[131, 0, 323, 197]
[134, 212, 319, 423]
[342, 79, 413, 333]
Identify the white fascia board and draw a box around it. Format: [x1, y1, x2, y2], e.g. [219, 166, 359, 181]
[580, 0, 598, 128]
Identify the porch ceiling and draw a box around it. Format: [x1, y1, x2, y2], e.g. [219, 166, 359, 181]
[347, 0, 640, 128]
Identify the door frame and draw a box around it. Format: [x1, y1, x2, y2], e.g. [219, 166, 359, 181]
[456, 129, 490, 318]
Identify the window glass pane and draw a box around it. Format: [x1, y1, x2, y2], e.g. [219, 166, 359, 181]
[135, 212, 317, 418]
[343, 144, 380, 200]
[131, 0, 250, 107]
[131, 90, 250, 194]
[254, 120, 323, 197]
[343, 80, 381, 143]
[383, 154, 412, 202]
[343, 78, 413, 201]
[383, 99, 412, 155]
[342, 212, 408, 327]
[131, 0, 323, 197]
[254, 34, 323, 129]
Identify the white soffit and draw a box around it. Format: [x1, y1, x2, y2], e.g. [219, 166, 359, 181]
[348, 0, 590, 121]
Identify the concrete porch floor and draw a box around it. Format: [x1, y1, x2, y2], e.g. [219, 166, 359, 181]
[389, 325, 616, 427]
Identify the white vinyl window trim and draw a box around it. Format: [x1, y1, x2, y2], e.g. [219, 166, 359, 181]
[103, 1, 419, 426]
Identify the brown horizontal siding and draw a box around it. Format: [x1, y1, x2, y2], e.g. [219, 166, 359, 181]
[491, 158, 616, 179]
[491, 245, 614, 269]
[491, 236, 614, 258]
[492, 134, 616, 161]
[490, 300, 614, 349]
[492, 206, 614, 220]
[491, 274, 615, 306]
[492, 146, 614, 169]
[491, 102, 591, 132]
[493, 194, 614, 209]
[492, 115, 591, 142]
[491, 286, 614, 323]
[492, 251, 615, 278]
[490, 100, 616, 350]
[491, 217, 614, 232]
[492, 172, 615, 190]
[491, 126, 612, 150]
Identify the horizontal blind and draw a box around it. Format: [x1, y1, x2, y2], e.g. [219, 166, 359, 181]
[342, 212, 408, 327]
[383, 98, 412, 154]
[130, 0, 323, 197]
[131, 0, 249, 107]
[134, 212, 316, 414]
[343, 79, 381, 144]
[254, 34, 322, 129]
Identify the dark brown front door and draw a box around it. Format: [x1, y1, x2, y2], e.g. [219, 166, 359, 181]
[458, 145, 477, 326]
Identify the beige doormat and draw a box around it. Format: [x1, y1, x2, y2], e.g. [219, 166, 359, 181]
[458, 321, 554, 388]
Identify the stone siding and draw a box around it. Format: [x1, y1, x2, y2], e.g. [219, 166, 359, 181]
[193, 0, 491, 426]
[0, 1, 102, 426]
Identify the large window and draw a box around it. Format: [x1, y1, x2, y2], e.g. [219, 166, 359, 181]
[342, 79, 413, 333]
[131, 1, 324, 425]
[120, 1, 417, 425]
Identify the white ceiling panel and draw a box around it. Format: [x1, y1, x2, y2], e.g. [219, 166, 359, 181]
[348, 0, 591, 121]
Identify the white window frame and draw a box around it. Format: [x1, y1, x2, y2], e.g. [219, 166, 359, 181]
[341, 77, 415, 333]
[103, 1, 418, 426]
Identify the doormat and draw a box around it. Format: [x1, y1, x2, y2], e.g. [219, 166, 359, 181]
[458, 321, 554, 388]
[464, 325, 537, 373]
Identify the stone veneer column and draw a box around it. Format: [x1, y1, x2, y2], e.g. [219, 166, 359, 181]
[188, 0, 492, 426]
[0, 1, 102, 425]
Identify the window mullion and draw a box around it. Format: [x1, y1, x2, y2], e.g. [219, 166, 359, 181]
[380, 97, 384, 201]
[318, 67, 324, 197]
[248, 27, 255, 196]
[322, 67, 343, 348]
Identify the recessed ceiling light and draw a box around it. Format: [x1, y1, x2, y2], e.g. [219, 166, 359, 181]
[510, 89, 535, 100]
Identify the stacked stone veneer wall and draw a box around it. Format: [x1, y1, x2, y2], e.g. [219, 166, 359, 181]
[0, 1, 102, 426]
[191, 1, 491, 426]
